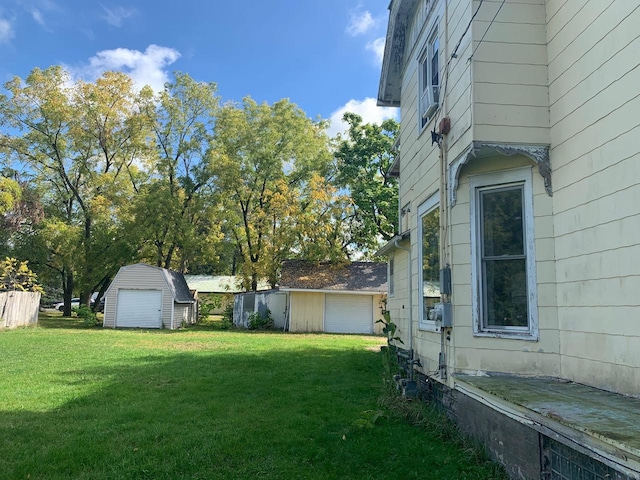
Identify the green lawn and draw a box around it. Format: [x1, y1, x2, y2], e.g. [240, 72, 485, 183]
[0, 316, 505, 479]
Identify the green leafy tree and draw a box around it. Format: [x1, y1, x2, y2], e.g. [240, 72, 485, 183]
[131, 72, 222, 272]
[0, 176, 21, 214]
[213, 97, 333, 289]
[0, 257, 42, 292]
[291, 172, 355, 262]
[0, 66, 153, 314]
[334, 113, 399, 253]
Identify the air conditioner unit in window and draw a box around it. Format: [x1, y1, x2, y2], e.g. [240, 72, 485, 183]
[421, 84, 439, 120]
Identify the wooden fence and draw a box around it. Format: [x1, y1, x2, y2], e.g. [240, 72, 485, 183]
[0, 291, 40, 329]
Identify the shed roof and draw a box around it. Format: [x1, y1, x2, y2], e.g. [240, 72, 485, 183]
[279, 261, 387, 293]
[161, 268, 195, 303]
[183, 275, 270, 293]
[110, 264, 194, 304]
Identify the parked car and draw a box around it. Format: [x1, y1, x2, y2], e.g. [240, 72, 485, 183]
[54, 298, 81, 311]
[54, 294, 103, 312]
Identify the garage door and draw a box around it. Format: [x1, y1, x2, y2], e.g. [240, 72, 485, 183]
[324, 294, 373, 334]
[116, 290, 163, 328]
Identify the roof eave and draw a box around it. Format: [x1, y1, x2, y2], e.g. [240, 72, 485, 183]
[375, 231, 411, 256]
[377, 0, 418, 106]
[279, 288, 386, 295]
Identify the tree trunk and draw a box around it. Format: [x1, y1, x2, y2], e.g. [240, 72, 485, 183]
[92, 275, 111, 313]
[62, 269, 74, 317]
[80, 290, 92, 308]
[80, 217, 93, 308]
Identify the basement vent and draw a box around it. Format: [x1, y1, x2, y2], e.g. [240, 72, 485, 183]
[542, 437, 631, 480]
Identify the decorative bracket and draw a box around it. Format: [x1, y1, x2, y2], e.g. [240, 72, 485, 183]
[449, 142, 552, 206]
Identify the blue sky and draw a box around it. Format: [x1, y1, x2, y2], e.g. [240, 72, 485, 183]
[0, 0, 398, 137]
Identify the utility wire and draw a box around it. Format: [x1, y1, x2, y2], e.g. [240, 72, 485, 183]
[469, 0, 506, 61]
[450, 0, 484, 64]
[432, 0, 486, 134]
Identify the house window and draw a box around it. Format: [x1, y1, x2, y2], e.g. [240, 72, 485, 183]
[418, 194, 439, 329]
[418, 25, 439, 129]
[388, 256, 395, 297]
[470, 168, 538, 339]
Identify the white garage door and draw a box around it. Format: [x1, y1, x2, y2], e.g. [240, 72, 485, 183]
[325, 294, 373, 334]
[116, 290, 163, 328]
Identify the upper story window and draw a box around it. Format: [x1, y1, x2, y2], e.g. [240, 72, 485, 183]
[418, 25, 439, 130]
[470, 168, 538, 340]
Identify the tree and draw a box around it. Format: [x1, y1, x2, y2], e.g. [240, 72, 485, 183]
[0, 66, 153, 314]
[131, 72, 222, 272]
[334, 113, 399, 253]
[213, 97, 334, 290]
[0, 176, 21, 214]
[291, 172, 356, 262]
[0, 257, 42, 292]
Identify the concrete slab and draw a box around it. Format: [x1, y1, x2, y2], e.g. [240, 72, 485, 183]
[455, 374, 640, 458]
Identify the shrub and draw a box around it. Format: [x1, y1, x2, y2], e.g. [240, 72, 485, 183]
[199, 301, 217, 319]
[73, 305, 99, 327]
[247, 309, 273, 330]
[219, 303, 233, 329]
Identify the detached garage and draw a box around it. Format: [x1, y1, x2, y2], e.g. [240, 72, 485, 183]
[103, 263, 196, 330]
[279, 261, 387, 334]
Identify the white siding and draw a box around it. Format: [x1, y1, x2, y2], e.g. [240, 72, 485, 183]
[391, 0, 475, 372]
[384, 0, 639, 397]
[471, 0, 550, 145]
[174, 303, 195, 328]
[104, 264, 174, 329]
[386, 246, 413, 350]
[547, 0, 640, 396]
[449, 156, 560, 377]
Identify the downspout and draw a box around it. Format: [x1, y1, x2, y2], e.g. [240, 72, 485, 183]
[394, 238, 413, 380]
[438, 0, 452, 381]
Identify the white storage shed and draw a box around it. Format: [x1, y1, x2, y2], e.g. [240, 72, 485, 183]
[103, 263, 196, 330]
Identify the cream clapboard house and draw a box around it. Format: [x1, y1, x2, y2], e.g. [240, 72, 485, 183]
[377, 1, 640, 478]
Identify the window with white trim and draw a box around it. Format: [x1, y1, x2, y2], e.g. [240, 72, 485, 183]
[418, 25, 439, 130]
[470, 168, 538, 339]
[388, 256, 395, 297]
[418, 194, 440, 329]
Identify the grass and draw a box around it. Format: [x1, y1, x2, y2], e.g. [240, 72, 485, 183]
[0, 314, 506, 480]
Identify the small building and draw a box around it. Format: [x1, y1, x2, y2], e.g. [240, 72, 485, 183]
[279, 261, 387, 334]
[233, 289, 289, 330]
[103, 263, 196, 329]
[184, 275, 270, 314]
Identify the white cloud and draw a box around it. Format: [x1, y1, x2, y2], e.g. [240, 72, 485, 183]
[30, 8, 45, 26]
[0, 17, 14, 43]
[328, 98, 398, 138]
[101, 4, 136, 27]
[346, 10, 375, 37]
[69, 44, 180, 92]
[19, 0, 61, 28]
[366, 37, 386, 66]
